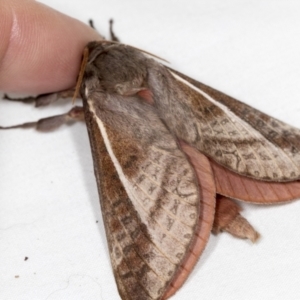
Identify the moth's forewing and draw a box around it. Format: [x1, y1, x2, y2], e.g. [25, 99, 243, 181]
[83, 110, 152, 299]
[182, 71, 300, 158]
[166, 69, 300, 203]
[152, 68, 300, 182]
[81, 73, 204, 298]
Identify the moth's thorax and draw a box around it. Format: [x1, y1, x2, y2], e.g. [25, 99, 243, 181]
[83, 43, 149, 97]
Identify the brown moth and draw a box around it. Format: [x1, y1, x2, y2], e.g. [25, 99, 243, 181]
[78, 42, 300, 300]
[2, 40, 300, 299]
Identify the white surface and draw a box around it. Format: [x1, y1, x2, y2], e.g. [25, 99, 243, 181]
[1, 1, 300, 299]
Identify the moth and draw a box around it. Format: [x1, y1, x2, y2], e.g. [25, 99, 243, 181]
[2, 40, 300, 299]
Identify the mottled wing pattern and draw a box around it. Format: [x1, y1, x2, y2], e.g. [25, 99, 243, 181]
[82, 92, 201, 300]
[159, 68, 300, 181]
[162, 142, 216, 299]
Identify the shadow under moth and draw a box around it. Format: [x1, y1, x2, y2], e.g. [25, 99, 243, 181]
[2, 39, 300, 299]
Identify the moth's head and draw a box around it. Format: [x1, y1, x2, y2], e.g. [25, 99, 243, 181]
[85, 41, 108, 64]
[80, 41, 149, 96]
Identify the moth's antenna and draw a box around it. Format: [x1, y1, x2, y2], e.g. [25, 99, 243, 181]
[88, 19, 95, 29]
[132, 46, 169, 63]
[72, 47, 89, 104]
[109, 19, 120, 42]
[98, 40, 169, 63]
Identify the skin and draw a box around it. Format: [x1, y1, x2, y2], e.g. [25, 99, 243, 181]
[0, 0, 102, 93]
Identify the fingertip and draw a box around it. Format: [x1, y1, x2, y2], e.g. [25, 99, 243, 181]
[0, 0, 103, 93]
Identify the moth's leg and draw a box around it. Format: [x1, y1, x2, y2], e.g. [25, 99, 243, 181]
[3, 89, 76, 107]
[212, 195, 260, 243]
[0, 106, 84, 132]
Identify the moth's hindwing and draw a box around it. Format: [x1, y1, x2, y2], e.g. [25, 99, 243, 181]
[82, 91, 201, 299]
[211, 158, 300, 203]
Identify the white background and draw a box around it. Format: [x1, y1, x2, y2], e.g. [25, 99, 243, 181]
[1, 1, 300, 299]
